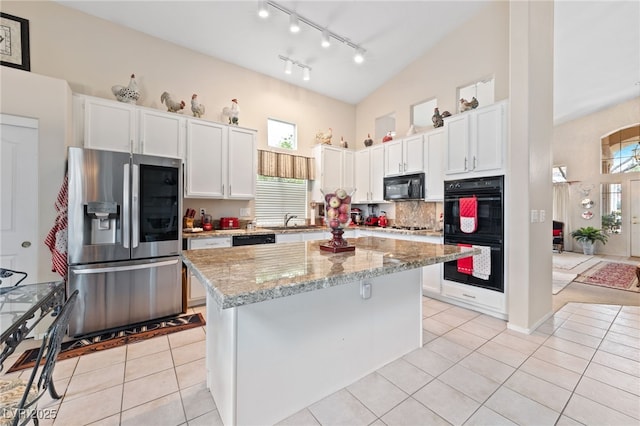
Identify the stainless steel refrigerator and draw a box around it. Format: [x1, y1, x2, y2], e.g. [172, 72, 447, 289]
[67, 147, 182, 336]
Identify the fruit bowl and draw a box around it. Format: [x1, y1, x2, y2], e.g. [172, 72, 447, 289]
[320, 187, 356, 252]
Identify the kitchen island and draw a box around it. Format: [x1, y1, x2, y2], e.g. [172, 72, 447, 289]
[182, 236, 476, 425]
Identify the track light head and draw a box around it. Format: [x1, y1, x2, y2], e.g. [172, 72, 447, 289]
[284, 59, 293, 74]
[321, 30, 331, 48]
[354, 47, 365, 64]
[303, 67, 311, 81]
[257, 1, 269, 18]
[289, 13, 300, 33]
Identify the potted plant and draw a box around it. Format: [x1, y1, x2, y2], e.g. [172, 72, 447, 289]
[570, 226, 608, 255]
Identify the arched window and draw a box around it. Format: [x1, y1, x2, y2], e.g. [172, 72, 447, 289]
[601, 124, 640, 174]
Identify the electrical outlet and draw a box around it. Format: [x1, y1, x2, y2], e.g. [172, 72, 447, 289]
[539, 210, 546, 222]
[240, 208, 251, 217]
[200, 208, 206, 216]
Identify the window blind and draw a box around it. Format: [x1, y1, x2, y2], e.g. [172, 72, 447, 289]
[255, 176, 307, 226]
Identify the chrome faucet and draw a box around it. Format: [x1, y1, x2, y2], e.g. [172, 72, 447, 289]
[284, 213, 298, 227]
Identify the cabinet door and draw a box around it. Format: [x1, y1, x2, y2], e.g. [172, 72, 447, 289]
[84, 97, 136, 153]
[343, 150, 355, 190]
[444, 114, 470, 175]
[139, 110, 184, 159]
[185, 121, 226, 197]
[384, 140, 403, 176]
[228, 127, 257, 199]
[321, 146, 343, 192]
[472, 103, 504, 173]
[424, 129, 444, 200]
[188, 237, 232, 249]
[370, 145, 385, 202]
[189, 273, 207, 303]
[354, 150, 371, 203]
[403, 135, 424, 174]
[276, 233, 303, 243]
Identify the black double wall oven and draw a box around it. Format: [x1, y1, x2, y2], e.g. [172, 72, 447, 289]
[443, 175, 504, 293]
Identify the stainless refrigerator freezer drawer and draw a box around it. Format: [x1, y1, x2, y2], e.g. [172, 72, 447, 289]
[68, 257, 182, 336]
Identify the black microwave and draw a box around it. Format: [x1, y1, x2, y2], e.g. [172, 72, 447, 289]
[383, 173, 425, 201]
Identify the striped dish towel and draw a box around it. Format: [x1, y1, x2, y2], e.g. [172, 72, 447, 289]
[45, 174, 68, 280]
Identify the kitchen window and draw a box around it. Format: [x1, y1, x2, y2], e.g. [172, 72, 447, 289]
[255, 176, 307, 226]
[267, 118, 297, 151]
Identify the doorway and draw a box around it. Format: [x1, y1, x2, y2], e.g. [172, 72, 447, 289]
[631, 179, 640, 257]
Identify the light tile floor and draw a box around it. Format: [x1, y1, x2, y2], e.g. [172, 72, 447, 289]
[2, 299, 639, 426]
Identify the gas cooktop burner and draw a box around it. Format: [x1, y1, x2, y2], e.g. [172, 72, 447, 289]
[391, 226, 429, 231]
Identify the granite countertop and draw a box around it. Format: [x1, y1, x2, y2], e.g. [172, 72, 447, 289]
[182, 236, 477, 309]
[183, 226, 443, 239]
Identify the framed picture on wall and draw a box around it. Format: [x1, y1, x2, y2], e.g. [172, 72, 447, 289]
[0, 13, 30, 72]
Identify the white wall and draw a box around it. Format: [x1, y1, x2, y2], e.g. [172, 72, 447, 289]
[0, 67, 72, 282]
[355, 1, 509, 143]
[553, 97, 640, 256]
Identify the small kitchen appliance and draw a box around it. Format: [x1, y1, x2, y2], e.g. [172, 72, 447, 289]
[350, 208, 363, 226]
[220, 217, 239, 229]
[365, 204, 379, 226]
[202, 214, 213, 231]
[378, 211, 389, 228]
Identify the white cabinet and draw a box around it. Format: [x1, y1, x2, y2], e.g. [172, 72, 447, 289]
[139, 109, 185, 158]
[383, 135, 424, 177]
[312, 145, 354, 202]
[185, 122, 257, 199]
[354, 145, 385, 203]
[276, 233, 303, 243]
[187, 236, 232, 306]
[227, 127, 257, 199]
[74, 94, 184, 158]
[75, 95, 136, 153]
[423, 129, 445, 201]
[445, 101, 507, 177]
[185, 120, 226, 198]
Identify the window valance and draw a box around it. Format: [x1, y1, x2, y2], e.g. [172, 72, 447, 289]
[257, 150, 315, 180]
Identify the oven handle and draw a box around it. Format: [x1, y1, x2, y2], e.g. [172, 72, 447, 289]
[444, 196, 502, 202]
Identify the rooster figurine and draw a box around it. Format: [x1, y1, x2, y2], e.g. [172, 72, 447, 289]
[460, 97, 479, 112]
[111, 73, 140, 105]
[432, 108, 444, 128]
[161, 92, 186, 113]
[222, 99, 240, 125]
[315, 128, 333, 145]
[191, 94, 205, 118]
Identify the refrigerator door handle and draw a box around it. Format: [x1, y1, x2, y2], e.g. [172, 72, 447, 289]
[71, 259, 179, 275]
[123, 163, 130, 249]
[132, 164, 140, 248]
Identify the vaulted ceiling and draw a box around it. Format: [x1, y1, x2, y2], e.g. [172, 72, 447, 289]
[56, 1, 640, 124]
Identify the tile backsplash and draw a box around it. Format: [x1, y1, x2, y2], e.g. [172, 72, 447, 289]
[394, 201, 443, 230]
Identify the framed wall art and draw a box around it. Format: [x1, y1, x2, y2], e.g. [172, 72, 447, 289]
[0, 13, 30, 71]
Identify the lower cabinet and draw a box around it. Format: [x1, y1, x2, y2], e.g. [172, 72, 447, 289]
[187, 237, 232, 306]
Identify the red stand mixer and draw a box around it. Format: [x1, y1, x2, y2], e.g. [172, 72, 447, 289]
[364, 204, 379, 226]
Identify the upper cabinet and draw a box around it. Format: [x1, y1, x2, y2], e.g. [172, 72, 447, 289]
[74, 94, 184, 159]
[184, 121, 257, 199]
[311, 145, 354, 202]
[354, 145, 385, 203]
[383, 134, 424, 177]
[445, 100, 507, 177]
[423, 128, 445, 201]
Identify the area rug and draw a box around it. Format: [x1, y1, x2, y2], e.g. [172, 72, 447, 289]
[553, 253, 592, 270]
[573, 262, 639, 292]
[7, 313, 205, 373]
[552, 271, 578, 295]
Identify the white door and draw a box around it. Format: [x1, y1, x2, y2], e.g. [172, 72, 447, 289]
[370, 146, 385, 202]
[1, 114, 38, 285]
[631, 179, 640, 257]
[139, 109, 184, 158]
[445, 114, 470, 175]
[354, 150, 371, 203]
[403, 134, 424, 174]
[384, 140, 403, 176]
[83, 96, 136, 153]
[185, 120, 226, 197]
[228, 127, 256, 199]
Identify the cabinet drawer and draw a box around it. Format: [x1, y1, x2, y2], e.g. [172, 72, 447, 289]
[441, 280, 505, 312]
[189, 237, 232, 249]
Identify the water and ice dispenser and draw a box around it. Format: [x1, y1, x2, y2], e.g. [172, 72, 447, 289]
[86, 201, 119, 244]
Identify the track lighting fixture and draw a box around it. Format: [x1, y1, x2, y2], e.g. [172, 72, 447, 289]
[289, 13, 300, 33]
[321, 29, 331, 48]
[257, 1, 269, 18]
[279, 55, 311, 81]
[263, 1, 366, 66]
